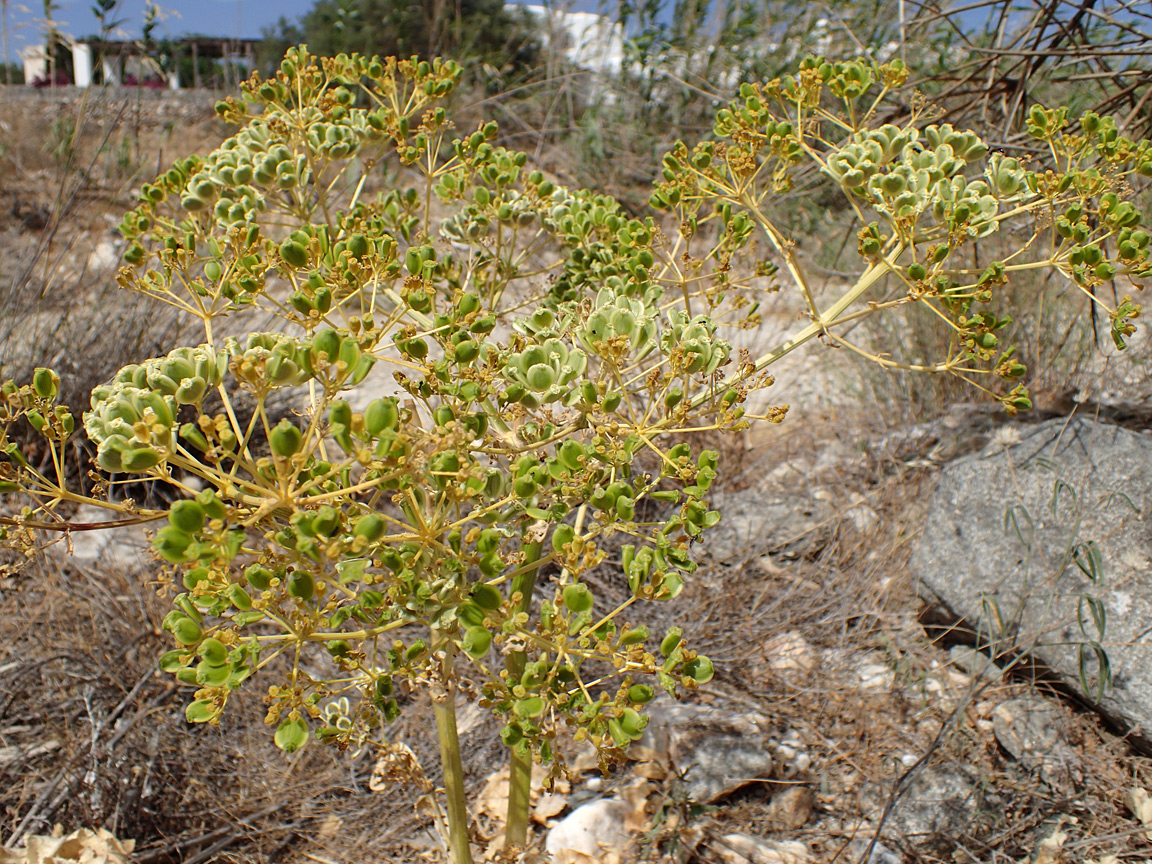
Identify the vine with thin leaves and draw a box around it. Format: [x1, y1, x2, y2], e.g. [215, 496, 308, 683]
[0, 47, 1149, 863]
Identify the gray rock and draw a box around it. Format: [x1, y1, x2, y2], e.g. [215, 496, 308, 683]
[850, 838, 903, 864]
[912, 417, 1152, 746]
[544, 797, 632, 862]
[705, 488, 835, 561]
[992, 697, 1081, 788]
[639, 700, 782, 804]
[52, 504, 152, 572]
[883, 766, 978, 838]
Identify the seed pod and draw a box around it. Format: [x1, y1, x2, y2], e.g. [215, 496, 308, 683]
[462, 626, 492, 659]
[154, 525, 193, 563]
[683, 655, 715, 683]
[199, 637, 228, 666]
[619, 624, 649, 646]
[227, 584, 252, 611]
[32, 367, 59, 400]
[526, 363, 555, 392]
[313, 505, 340, 537]
[269, 420, 303, 458]
[328, 400, 352, 431]
[551, 523, 575, 553]
[472, 583, 502, 609]
[169, 500, 206, 534]
[627, 684, 654, 704]
[171, 616, 203, 646]
[454, 340, 479, 363]
[311, 329, 341, 364]
[274, 717, 309, 753]
[122, 448, 162, 472]
[615, 496, 636, 521]
[364, 398, 399, 437]
[562, 583, 593, 613]
[287, 570, 315, 601]
[337, 337, 361, 371]
[353, 514, 385, 541]
[245, 564, 274, 590]
[660, 627, 683, 656]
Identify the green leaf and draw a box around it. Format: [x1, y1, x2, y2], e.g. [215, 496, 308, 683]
[1072, 541, 1102, 583]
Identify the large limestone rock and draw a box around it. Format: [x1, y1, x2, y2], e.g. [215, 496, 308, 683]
[911, 417, 1152, 745]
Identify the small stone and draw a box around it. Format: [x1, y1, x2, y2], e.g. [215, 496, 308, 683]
[855, 663, 894, 690]
[762, 631, 816, 676]
[714, 834, 809, 864]
[545, 798, 633, 864]
[767, 786, 814, 830]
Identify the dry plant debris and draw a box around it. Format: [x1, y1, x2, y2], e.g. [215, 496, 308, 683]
[0, 827, 133, 864]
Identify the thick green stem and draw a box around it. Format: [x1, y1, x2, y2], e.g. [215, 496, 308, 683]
[503, 539, 544, 848]
[432, 636, 473, 864]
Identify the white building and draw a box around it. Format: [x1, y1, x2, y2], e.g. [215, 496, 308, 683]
[512, 4, 624, 76]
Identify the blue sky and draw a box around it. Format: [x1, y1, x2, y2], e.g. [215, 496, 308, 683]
[6, 0, 322, 58]
[2, 0, 603, 62]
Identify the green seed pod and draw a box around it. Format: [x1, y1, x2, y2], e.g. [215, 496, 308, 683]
[287, 570, 315, 601]
[562, 583, 593, 613]
[907, 262, 927, 280]
[615, 496, 636, 521]
[364, 398, 399, 437]
[472, 583, 502, 610]
[328, 400, 352, 431]
[462, 626, 492, 659]
[171, 616, 203, 646]
[551, 523, 575, 554]
[312, 505, 340, 537]
[122, 448, 163, 472]
[327, 640, 352, 658]
[619, 624, 649, 646]
[269, 420, 303, 458]
[32, 367, 59, 400]
[228, 584, 252, 611]
[312, 329, 341, 363]
[183, 566, 209, 590]
[154, 525, 192, 563]
[338, 337, 361, 369]
[525, 363, 556, 392]
[683, 655, 715, 683]
[602, 391, 622, 413]
[627, 684, 654, 704]
[274, 717, 309, 753]
[454, 340, 479, 363]
[660, 627, 683, 656]
[353, 514, 385, 541]
[198, 637, 228, 666]
[169, 500, 206, 534]
[159, 649, 187, 673]
[558, 440, 583, 472]
[175, 377, 207, 405]
[245, 564, 274, 590]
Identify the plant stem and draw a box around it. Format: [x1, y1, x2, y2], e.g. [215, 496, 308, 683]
[503, 538, 543, 848]
[432, 635, 474, 864]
